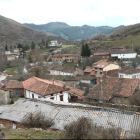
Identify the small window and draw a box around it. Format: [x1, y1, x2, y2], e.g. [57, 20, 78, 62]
[32, 94, 34, 99]
[120, 75, 124, 78]
[132, 75, 136, 78]
[100, 72, 102, 75]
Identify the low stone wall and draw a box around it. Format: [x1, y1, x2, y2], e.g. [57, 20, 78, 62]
[0, 90, 10, 105]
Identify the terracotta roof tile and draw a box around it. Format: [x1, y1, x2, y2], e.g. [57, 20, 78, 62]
[23, 77, 85, 97]
[7, 80, 23, 89]
[84, 66, 92, 73]
[88, 77, 140, 101]
[119, 67, 140, 74]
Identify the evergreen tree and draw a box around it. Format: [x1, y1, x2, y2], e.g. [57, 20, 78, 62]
[42, 39, 45, 46]
[46, 40, 48, 48]
[28, 55, 33, 63]
[18, 43, 22, 51]
[81, 43, 85, 56]
[85, 43, 91, 57]
[24, 44, 30, 51]
[31, 41, 35, 50]
[5, 44, 8, 51]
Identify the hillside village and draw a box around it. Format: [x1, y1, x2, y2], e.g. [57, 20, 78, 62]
[1, 37, 140, 138]
[1, 13, 140, 139]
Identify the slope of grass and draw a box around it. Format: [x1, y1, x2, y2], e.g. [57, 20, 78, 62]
[2, 128, 64, 139]
[111, 33, 140, 47]
[57, 45, 76, 50]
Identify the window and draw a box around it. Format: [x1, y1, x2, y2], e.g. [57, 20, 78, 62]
[60, 95, 63, 101]
[132, 75, 136, 78]
[100, 72, 102, 75]
[120, 75, 124, 78]
[32, 94, 34, 99]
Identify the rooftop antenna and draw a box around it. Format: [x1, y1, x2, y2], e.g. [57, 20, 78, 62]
[132, 39, 134, 51]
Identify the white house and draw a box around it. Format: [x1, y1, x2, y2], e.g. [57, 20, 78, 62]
[22, 77, 85, 103]
[119, 67, 140, 79]
[110, 49, 137, 59]
[48, 40, 59, 47]
[50, 66, 84, 76]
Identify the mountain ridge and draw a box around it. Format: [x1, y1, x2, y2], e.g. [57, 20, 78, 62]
[0, 15, 75, 48]
[24, 22, 124, 40]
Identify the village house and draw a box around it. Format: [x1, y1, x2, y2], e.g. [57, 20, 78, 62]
[52, 54, 81, 63]
[111, 46, 126, 50]
[22, 77, 85, 103]
[6, 80, 24, 97]
[48, 40, 59, 47]
[119, 67, 140, 79]
[50, 66, 84, 76]
[87, 77, 140, 104]
[110, 49, 137, 59]
[84, 66, 95, 78]
[94, 52, 111, 59]
[92, 59, 119, 78]
[6, 55, 16, 61]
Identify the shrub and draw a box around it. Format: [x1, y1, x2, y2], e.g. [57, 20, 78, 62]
[64, 117, 121, 139]
[64, 117, 93, 139]
[10, 99, 14, 104]
[21, 111, 54, 129]
[0, 129, 5, 139]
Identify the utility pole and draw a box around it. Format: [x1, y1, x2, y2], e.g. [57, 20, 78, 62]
[100, 78, 103, 103]
[132, 39, 134, 51]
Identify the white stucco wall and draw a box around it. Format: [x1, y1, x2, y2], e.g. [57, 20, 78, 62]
[81, 80, 91, 84]
[50, 70, 73, 76]
[111, 53, 137, 59]
[26, 90, 42, 99]
[119, 73, 140, 79]
[26, 90, 70, 103]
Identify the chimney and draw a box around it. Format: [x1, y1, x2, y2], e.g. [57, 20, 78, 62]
[63, 83, 66, 89]
[52, 78, 55, 84]
[131, 85, 132, 94]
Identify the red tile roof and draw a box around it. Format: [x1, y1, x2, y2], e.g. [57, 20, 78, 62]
[23, 77, 85, 97]
[7, 80, 23, 89]
[84, 66, 92, 73]
[88, 77, 140, 101]
[90, 71, 95, 76]
[94, 52, 110, 55]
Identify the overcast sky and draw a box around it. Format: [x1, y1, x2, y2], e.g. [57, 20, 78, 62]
[0, 0, 140, 27]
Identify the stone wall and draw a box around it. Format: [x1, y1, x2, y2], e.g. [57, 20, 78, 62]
[0, 90, 10, 105]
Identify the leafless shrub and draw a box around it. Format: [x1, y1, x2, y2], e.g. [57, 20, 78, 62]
[21, 111, 54, 129]
[0, 129, 5, 139]
[64, 117, 93, 139]
[128, 131, 140, 139]
[64, 117, 121, 139]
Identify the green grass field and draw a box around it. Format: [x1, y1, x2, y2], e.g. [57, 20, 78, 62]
[2, 128, 64, 139]
[5, 67, 18, 72]
[57, 45, 76, 50]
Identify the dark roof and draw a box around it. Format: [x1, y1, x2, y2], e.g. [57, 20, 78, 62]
[50, 66, 64, 71]
[110, 49, 136, 54]
[119, 67, 140, 74]
[50, 66, 77, 73]
[62, 67, 76, 73]
[111, 46, 126, 49]
[88, 77, 140, 101]
[107, 71, 119, 77]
